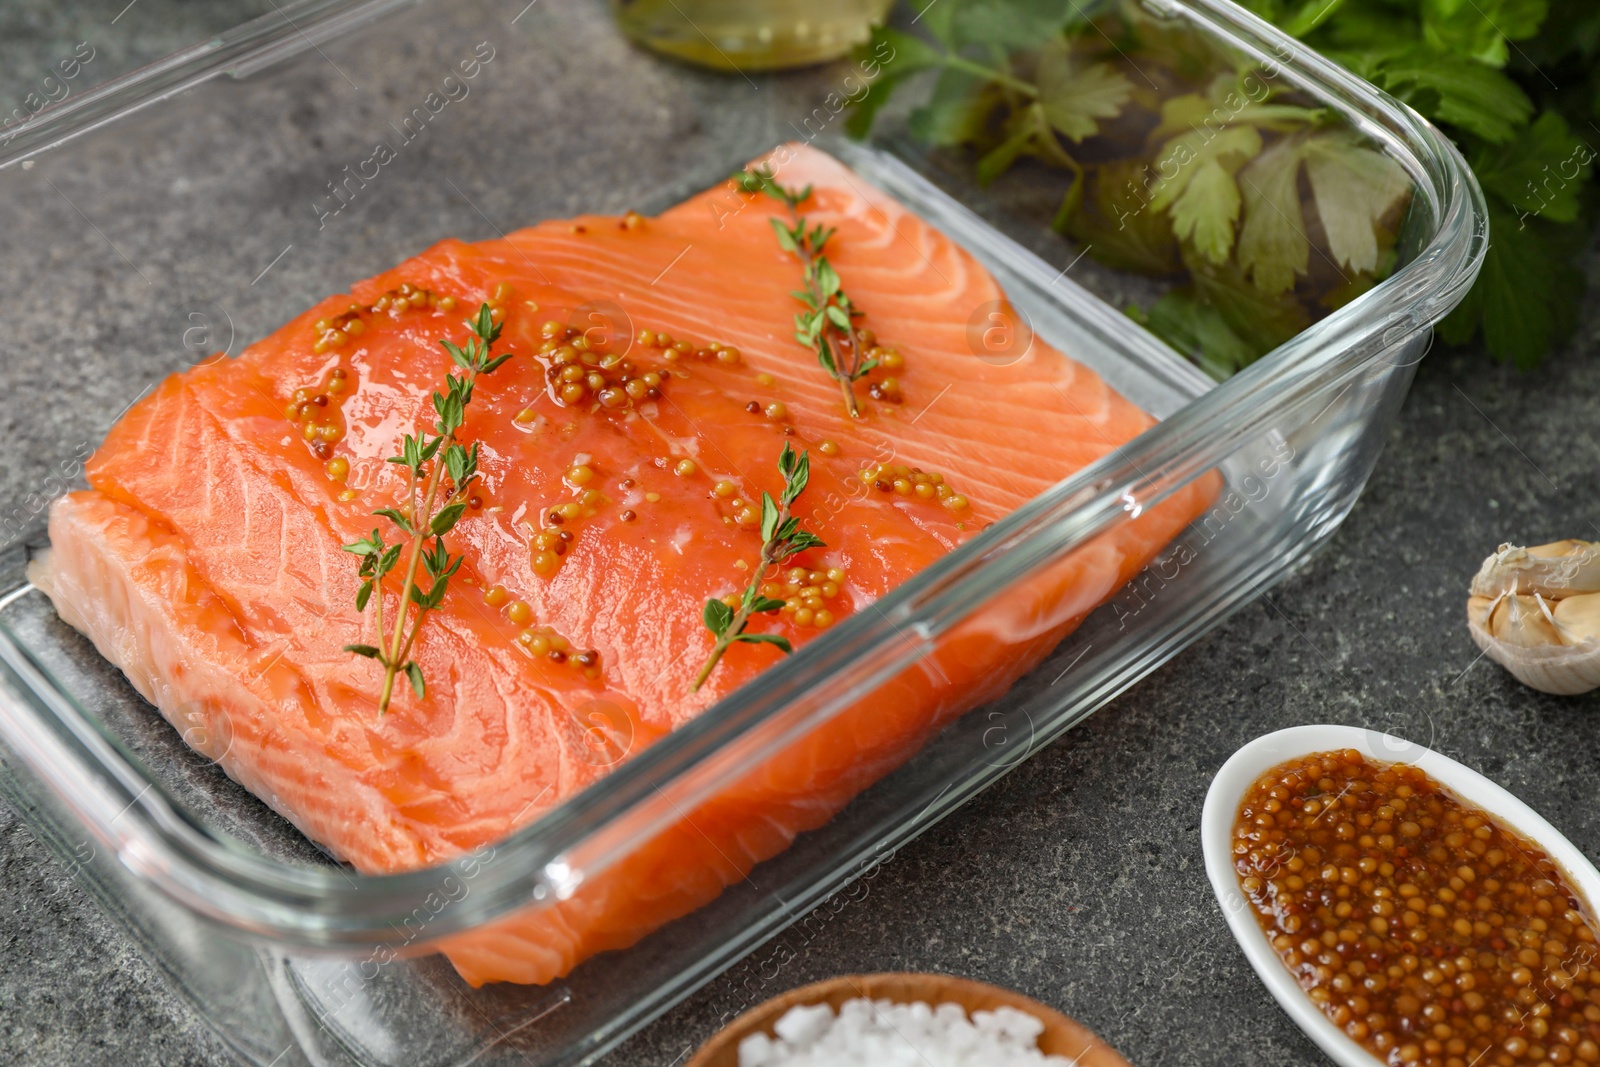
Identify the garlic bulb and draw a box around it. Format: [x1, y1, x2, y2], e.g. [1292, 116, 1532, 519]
[1467, 540, 1600, 695]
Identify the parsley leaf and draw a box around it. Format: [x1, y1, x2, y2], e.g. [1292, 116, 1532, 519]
[1337, 47, 1533, 143]
[951, 0, 1071, 48]
[1420, 0, 1546, 67]
[1186, 247, 1312, 357]
[1037, 42, 1133, 143]
[1170, 160, 1246, 265]
[1438, 199, 1586, 369]
[1472, 110, 1591, 224]
[908, 68, 999, 146]
[1128, 290, 1262, 380]
[1301, 131, 1413, 274]
[1236, 131, 1410, 293]
[843, 28, 944, 139]
[1059, 159, 1182, 276]
[1237, 136, 1311, 296]
[1315, 0, 1419, 49]
[1236, 0, 1354, 37]
[1149, 125, 1263, 264]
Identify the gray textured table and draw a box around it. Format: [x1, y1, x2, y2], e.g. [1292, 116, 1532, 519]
[3, 4, 1598, 1066]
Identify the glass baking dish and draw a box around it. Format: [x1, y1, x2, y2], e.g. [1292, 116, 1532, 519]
[0, 0, 1484, 1064]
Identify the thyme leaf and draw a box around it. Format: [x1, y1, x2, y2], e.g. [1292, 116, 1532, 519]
[692, 443, 822, 691]
[342, 302, 508, 714]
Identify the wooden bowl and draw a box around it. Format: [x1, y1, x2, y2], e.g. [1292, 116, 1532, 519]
[686, 972, 1134, 1066]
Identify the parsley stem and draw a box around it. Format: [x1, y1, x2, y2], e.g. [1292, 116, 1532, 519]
[941, 55, 1038, 97]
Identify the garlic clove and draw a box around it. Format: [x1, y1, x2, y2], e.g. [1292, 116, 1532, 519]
[1553, 591, 1600, 645]
[1488, 593, 1564, 648]
[1467, 595, 1494, 633]
[1528, 539, 1592, 556]
[1470, 539, 1600, 600]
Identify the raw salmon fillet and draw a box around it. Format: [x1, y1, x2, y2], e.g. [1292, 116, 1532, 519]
[33, 144, 1215, 985]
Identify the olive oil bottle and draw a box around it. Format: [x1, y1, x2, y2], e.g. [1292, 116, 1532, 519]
[612, 0, 893, 71]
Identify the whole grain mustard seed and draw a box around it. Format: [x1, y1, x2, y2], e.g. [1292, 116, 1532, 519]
[515, 624, 600, 678]
[1236, 750, 1600, 1067]
[540, 324, 666, 410]
[287, 369, 349, 470]
[751, 563, 850, 629]
[366, 283, 452, 323]
[533, 528, 572, 554]
[867, 376, 903, 404]
[859, 463, 966, 511]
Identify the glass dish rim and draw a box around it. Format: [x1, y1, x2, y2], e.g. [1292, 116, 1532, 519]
[0, 0, 1488, 946]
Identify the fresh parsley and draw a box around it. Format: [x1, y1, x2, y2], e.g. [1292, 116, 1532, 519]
[851, 0, 1596, 372]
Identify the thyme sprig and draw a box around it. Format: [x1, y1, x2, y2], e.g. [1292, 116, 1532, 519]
[342, 303, 512, 714]
[737, 167, 876, 418]
[693, 443, 824, 692]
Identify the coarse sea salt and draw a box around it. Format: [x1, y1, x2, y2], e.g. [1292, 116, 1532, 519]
[736, 997, 1080, 1066]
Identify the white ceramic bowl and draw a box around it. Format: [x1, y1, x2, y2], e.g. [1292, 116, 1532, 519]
[1201, 724, 1600, 1067]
